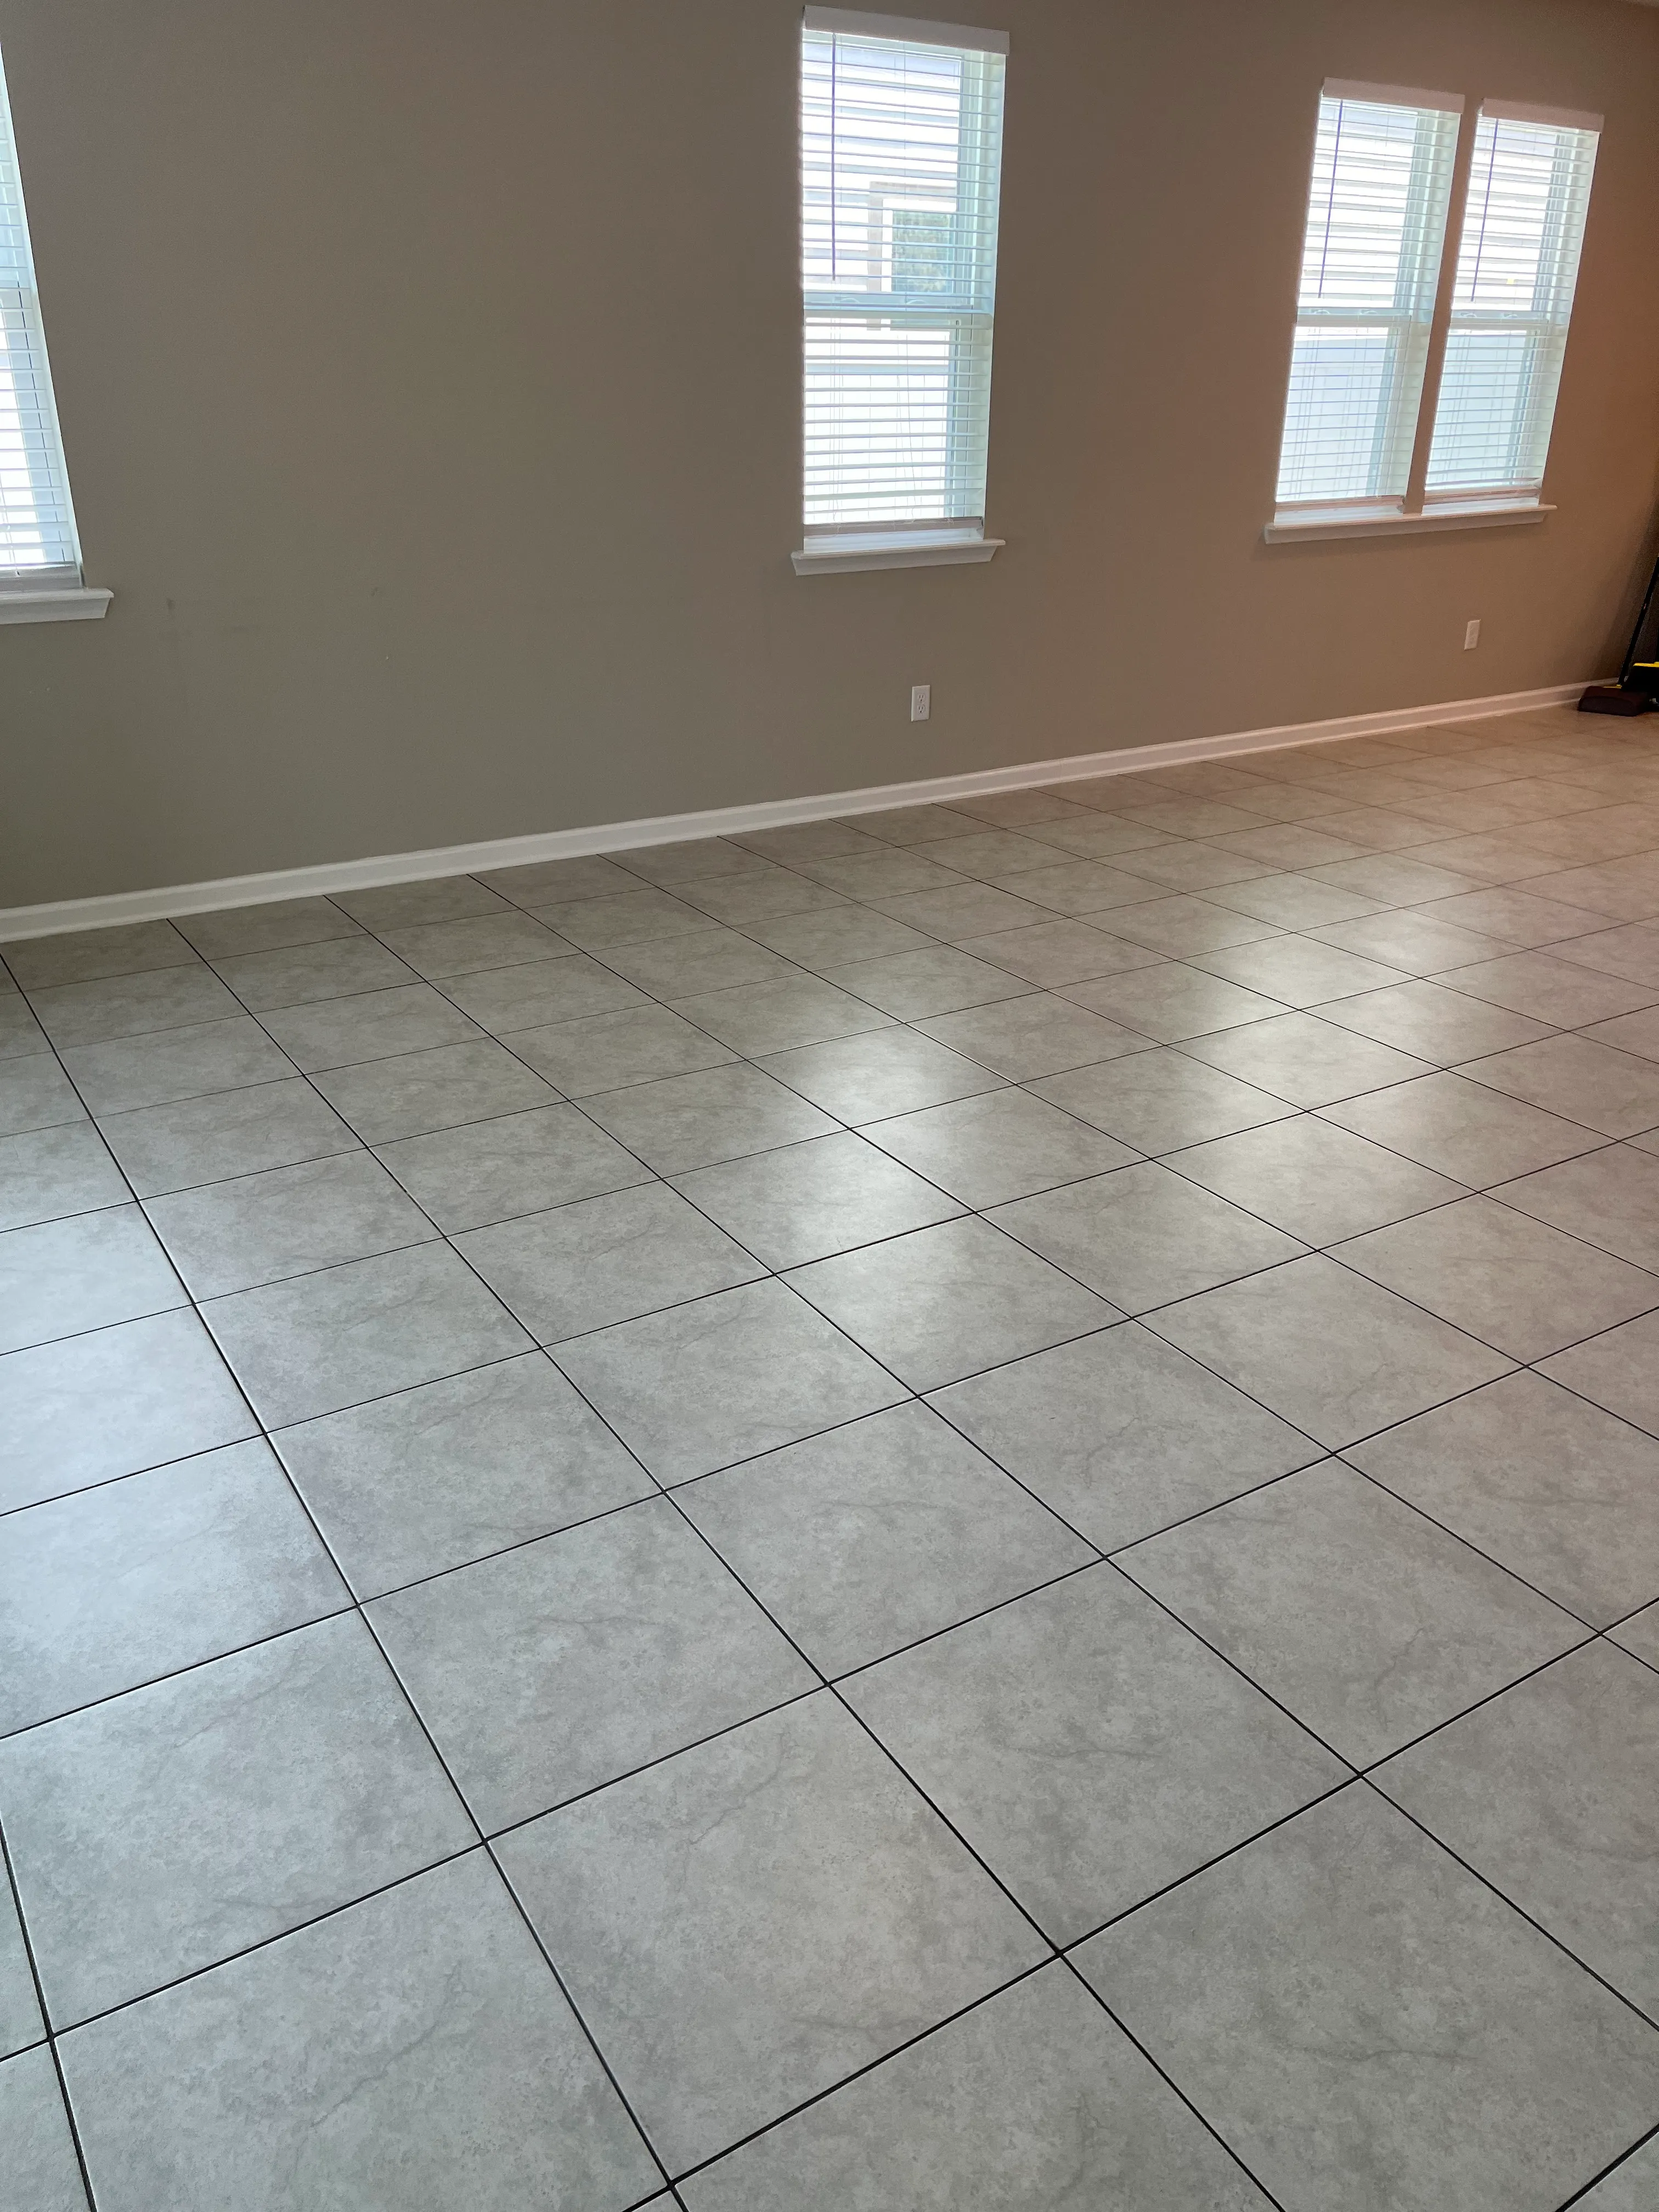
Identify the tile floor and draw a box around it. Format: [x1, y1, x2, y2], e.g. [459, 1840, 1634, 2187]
[4, 705, 1659, 2208]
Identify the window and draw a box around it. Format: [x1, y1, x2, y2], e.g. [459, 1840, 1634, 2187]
[1269, 81, 1601, 542]
[1276, 84, 1462, 509]
[0, 42, 94, 607]
[795, 8, 1007, 574]
[1425, 104, 1600, 501]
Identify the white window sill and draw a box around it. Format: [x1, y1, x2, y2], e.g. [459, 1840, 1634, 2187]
[792, 527, 1003, 575]
[0, 586, 113, 624]
[1263, 500, 1553, 545]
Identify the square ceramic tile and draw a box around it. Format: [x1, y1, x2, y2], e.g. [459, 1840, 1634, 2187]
[0, 1615, 473, 2025]
[673, 1132, 962, 1268]
[596, 927, 795, 1000]
[1457, 1032, 1659, 1138]
[1611, 1605, 1659, 1671]
[1178, 1009, 1433, 1107]
[60, 1853, 659, 2212]
[62, 1016, 298, 1114]
[509, 1003, 736, 1096]
[989, 1161, 1304, 1314]
[0, 1309, 257, 1515]
[738, 905, 934, 972]
[0, 1122, 127, 1231]
[1418, 887, 1616, 946]
[581, 1062, 837, 1176]
[667, 976, 890, 1057]
[1584, 1005, 1659, 1064]
[1059, 962, 1283, 1042]
[310, 1039, 560, 1144]
[953, 918, 1162, 988]
[333, 877, 510, 929]
[1030, 1047, 1293, 1152]
[1146, 1254, 1511, 1448]
[477, 854, 654, 906]
[0, 1203, 186, 1355]
[1098, 898, 1283, 958]
[1375, 1641, 1659, 2014]
[870, 882, 1054, 941]
[0, 1877, 43, 2057]
[1539, 1311, 1659, 1441]
[1201, 873, 1384, 930]
[171, 898, 363, 961]
[797, 847, 971, 900]
[276, 1353, 651, 1597]
[905, 832, 1060, 883]
[1192, 935, 1410, 1007]
[1551, 921, 1659, 987]
[1348, 1373, 1659, 1628]
[1434, 952, 1658, 1028]
[374, 910, 572, 980]
[203, 1242, 532, 1428]
[1307, 853, 1488, 904]
[1307, 909, 1510, 974]
[1119, 1460, 1578, 1765]
[1315, 978, 1553, 1063]
[495, 1695, 1042, 2173]
[847, 1566, 1342, 1940]
[1076, 1787, 1659, 2212]
[0, 2047, 83, 2210]
[679, 1402, 1093, 1677]
[375, 1102, 649, 1232]
[953, 789, 1093, 829]
[619, 861, 840, 928]
[144, 1150, 435, 1299]
[29, 966, 242, 1048]
[930, 1323, 1318, 1552]
[1492, 1144, 1659, 1270]
[98, 1079, 358, 1198]
[678, 1964, 1272, 2212]
[788, 1216, 1116, 1392]
[847, 802, 984, 846]
[913, 991, 1152, 1080]
[457, 1181, 761, 1342]
[553, 1278, 904, 1483]
[1017, 814, 1176, 859]
[1333, 1195, 1659, 1361]
[759, 1028, 1004, 1122]
[371, 1497, 813, 1829]
[1172, 1114, 1465, 1244]
[822, 947, 1030, 1021]
[0, 1438, 347, 1734]
[0, 1056, 84, 1139]
[3, 920, 199, 991]
[439, 956, 649, 1038]
[861, 1087, 1135, 1207]
[529, 884, 712, 951]
[0, 993, 47, 1062]
[258, 983, 484, 1072]
[984, 857, 1176, 916]
[211, 937, 418, 1012]
[1104, 843, 1278, 896]
[1324, 1071, 1603, 1184]
[1210, 825, 1376, 873]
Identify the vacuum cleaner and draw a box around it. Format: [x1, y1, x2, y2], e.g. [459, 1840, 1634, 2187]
[1580, 553, 1659, 714]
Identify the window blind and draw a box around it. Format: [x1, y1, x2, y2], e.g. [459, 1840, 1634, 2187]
[0, 45, 80, 582]
[1276, 84, 1461, 506]
[800, 10, 1006, 532]
[1425, 104, 1600, 499]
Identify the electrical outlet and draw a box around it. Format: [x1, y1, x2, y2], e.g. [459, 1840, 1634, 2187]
[910, 684, 931, 722]
[1464, 619, 1481, 651]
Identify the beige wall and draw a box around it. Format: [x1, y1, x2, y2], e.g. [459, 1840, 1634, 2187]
[3, 0, 1658, 908]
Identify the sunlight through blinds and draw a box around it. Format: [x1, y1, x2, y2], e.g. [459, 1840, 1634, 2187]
[1276, 84, 1460, 507]
[801, 10, 1006, 530]
[1425, 104, 1600, 500]
[0, 43, 81, 579]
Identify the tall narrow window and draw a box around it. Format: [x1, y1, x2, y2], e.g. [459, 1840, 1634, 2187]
[795, 9, 1007, 574]
[0, 44, 84, 589]
[1425, 103, 1600, 503]
[1275, 82, 1461, 509]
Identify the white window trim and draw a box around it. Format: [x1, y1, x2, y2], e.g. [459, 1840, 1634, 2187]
[792, 519, 1003, 573]
[0, 585, 111, 622]
[802, 8, 1007, 54]
[1263, 498, 1553, 544]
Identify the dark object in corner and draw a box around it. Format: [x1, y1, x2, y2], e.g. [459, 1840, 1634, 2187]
[1581, 553, 1659, 712]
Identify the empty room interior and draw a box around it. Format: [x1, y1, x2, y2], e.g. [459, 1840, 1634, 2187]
[9, 0, 1659, 2205]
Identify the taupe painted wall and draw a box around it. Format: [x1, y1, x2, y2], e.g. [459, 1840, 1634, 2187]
[3, 0, 1658, 907]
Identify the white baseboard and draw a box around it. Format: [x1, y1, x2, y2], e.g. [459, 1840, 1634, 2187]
[0, 679, 1602, 942]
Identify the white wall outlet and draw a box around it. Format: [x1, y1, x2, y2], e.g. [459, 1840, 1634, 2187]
[1464, 618, 1481, 650]
[910, 684, 930, 722]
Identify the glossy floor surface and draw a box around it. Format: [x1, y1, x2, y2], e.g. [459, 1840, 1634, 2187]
[5, 704, 1659, 2209]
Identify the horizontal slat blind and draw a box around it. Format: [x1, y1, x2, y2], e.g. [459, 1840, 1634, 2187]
[1425, 109, 1599, 498]
[802, 17, 1005, 529]
[1276, 88, 1459, 505]
[0, 47, 79, 577]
